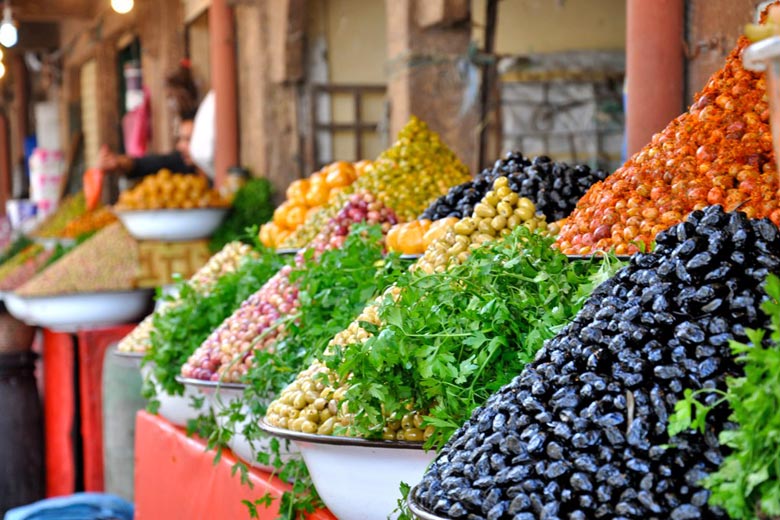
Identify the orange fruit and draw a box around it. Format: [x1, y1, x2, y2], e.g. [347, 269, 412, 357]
[285, 204, 307, 229]
[386, 224, 402, 252]
[397, 221, 426, 254]
[325, 163, 356, 188]
[305, 179, 330, 207]
[285, 179, 310, 205]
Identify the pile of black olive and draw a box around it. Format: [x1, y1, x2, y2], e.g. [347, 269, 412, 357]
[413, 205, 780, 520]
[419, 152, 607, 222]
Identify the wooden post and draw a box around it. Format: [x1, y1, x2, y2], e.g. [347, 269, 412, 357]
[210, 0, 239, 188]
[626, 0, 685, 156]
[0, 112, 11, 211]
[385, 0, 478, 172]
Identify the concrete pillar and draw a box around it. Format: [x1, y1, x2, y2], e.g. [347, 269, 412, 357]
[385, 0, 479, 172]
[626, 0, 685, 156]
[210, 0, 239, 188]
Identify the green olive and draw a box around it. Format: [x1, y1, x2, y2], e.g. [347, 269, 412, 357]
[475, 203, 497, 219]
[515, 206, 534, 222]
[491, 215, 507, 231]
[454, 219, 476, 235]
[301, 420, 317, 434]
[497, 201, 513, 218]
[477, 219, 496, 236]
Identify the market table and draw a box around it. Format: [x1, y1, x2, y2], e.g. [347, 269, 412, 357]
[134, 411, 336, 519]
[42, 325, 136, 497]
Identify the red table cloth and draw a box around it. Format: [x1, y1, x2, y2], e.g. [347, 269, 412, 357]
[134, 411, 336, 520]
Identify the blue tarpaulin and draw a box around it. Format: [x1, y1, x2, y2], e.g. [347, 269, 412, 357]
[4, 493, 133, 520]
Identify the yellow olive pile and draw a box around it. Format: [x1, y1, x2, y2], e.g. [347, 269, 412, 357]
[415, 176, 556, 275]
[115, 169, 229, 210]
[117, 242, 258, 353]
[279, 116, 470, 248]
[265, 361, 432, 441]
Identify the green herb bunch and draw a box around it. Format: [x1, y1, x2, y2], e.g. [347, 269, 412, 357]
[324, 225, 625, 449]
[209, 178, 274, 251]
[669, 274, 780, 519]
[216, 224, 407, 519]
[143, 244, 287, 406]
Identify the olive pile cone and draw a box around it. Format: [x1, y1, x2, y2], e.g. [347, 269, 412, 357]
[421, 153, 607, 223]
[557, 31, 780, 256]
[414, 205, 779, 519]
[280, 116, 470, 248]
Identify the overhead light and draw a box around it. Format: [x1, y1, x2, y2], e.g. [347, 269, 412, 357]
[111, 0, 134, 14]
[0, 5, 16, 48]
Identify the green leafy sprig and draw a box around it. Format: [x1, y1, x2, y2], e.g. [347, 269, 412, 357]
[142, 244, 287, 406]
[669, 274, 780, 519]
[215, 224, 407, 519]
[323, 225, 624, 449]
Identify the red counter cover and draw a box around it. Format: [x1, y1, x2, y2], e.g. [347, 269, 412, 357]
[134, 411, 336, 520]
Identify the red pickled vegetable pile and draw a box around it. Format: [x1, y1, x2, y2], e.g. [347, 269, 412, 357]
[181, 192, 398, 382]
[557, 35, 779, 255]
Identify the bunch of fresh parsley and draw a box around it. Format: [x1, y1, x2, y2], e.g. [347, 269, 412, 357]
[323, 225, 625, 449]
[143, 244, 287, 405]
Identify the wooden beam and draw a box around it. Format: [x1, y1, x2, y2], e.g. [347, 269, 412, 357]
[14, 0, 95, 22]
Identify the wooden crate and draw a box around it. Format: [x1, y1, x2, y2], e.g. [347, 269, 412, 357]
[136, 240, 212, 287]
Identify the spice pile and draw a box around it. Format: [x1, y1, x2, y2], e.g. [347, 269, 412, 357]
[32, 193, 87, 239]
[414, 205, 777, 519]
[0, 246, 53, 291]
[557, 36, 778, 255]
[61, 207, 117, 239]
[17, 223, 139, 296]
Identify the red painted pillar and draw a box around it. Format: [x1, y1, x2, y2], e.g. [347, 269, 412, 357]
[209, 0, 239, 189]
[626, 0, 685, 156]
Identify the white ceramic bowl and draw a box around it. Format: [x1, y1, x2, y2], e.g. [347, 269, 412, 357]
[260, 420, 436, 520]
[186, 380, 298, 471]
[114, 207, 228, 241]
[20, 289, 153, 332]
[4, 292, 30, 323]
[112, 349, 144, 368]
[145, 367, 206, 426]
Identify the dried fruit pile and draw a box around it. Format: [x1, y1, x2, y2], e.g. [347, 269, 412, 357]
[557, 35, 779, 255]
[414, 205, 778, 519]
[117, 242, 258, 354]
[17, 223, 139, 296]
[259, 161, 362, 248]
[115, 169, 228, 210]
[0, 246, 53, 291]
[32, 193, 87, 238]
[421, 152, 607, 223]
[181, 192, 398, 382]
[61, 207, 117, 239]
[279, 117, 470, 248]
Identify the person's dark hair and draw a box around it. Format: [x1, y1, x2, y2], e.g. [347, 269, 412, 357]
[179, 108, 198, 121]
[165, 60, 199, 120]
